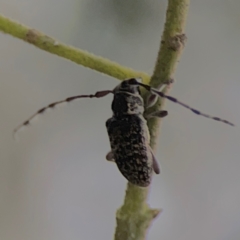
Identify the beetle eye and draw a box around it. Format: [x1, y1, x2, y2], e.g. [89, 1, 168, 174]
[121, 81, 129, 88]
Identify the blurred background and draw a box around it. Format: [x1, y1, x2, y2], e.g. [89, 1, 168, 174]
[0, 0, 240, 240]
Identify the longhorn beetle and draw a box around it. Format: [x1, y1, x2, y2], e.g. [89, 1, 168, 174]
[14, 78, 234, 187]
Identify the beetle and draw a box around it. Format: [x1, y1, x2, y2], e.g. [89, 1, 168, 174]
[14, 78, 234, 187]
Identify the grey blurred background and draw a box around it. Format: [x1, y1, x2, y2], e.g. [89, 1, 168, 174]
[0, 0, 240, 240]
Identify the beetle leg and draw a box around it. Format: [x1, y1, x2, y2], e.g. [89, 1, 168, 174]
[145, 110, 168, 119]
[145, 79, 174, 109]
[148, 146, 160, 174]
[106, 151, 115, 162]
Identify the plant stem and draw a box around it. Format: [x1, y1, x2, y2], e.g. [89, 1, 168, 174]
[114, 1, 189, 240]
[0, 14, 149, 82]
[148, 0, 189, 149]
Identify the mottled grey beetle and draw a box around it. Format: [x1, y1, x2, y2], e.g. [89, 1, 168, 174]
[14, 78, 234, 187]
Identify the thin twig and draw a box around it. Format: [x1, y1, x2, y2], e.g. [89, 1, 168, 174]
[0, 14, 149, 82]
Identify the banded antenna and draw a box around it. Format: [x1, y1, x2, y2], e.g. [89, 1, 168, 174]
[13, 90, 113, 136]
[127, 79, 234, 126]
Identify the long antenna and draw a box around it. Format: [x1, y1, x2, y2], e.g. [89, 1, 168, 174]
[13, 90, 113, 135]
[135, 82, 235, 127]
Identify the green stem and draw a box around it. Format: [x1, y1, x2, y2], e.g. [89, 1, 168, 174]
[115, 1, 189, 240]
[0, 14, 149, 82]
[148, 0, 189, 149]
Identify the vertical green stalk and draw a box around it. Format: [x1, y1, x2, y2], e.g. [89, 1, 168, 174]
[114, 1, 189, 240]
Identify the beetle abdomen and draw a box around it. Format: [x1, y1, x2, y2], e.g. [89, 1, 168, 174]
[106, 114, 153, 187]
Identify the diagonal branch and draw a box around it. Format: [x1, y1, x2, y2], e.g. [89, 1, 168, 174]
[0, 14, 149, 83]
[114, 1, 189, 240]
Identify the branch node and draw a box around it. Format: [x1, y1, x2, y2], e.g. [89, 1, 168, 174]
[26, 29, 39, 43]
[149, 208, 162, 219]
[168, 33, 187, 51]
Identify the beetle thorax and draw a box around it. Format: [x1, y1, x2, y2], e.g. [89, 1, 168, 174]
[111, 91, 144, 116]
